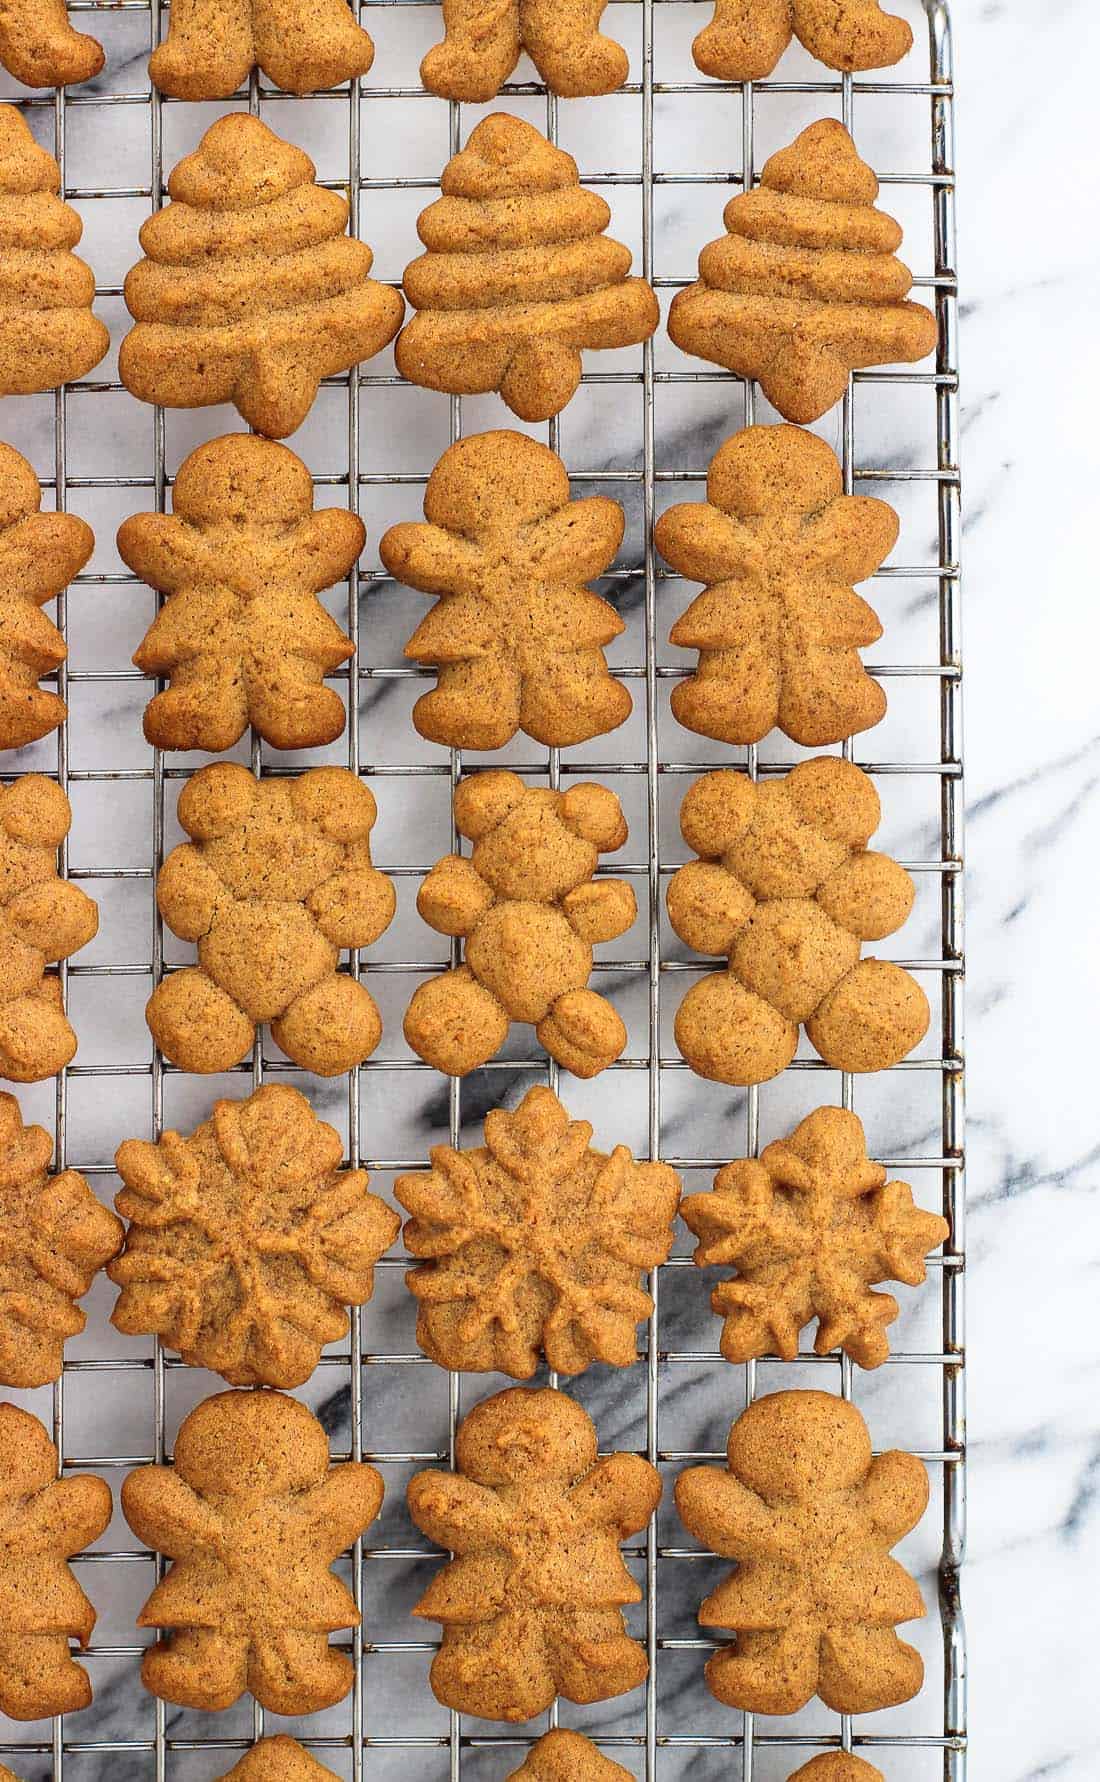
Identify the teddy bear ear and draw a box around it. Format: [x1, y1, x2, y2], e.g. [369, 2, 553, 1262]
[452, 769, 527, 840]
[786, 756, 880, 847]
[177, 763, 258, 840]
[290, 767, 377, 841]
[679, 770, 756, 859]
[560, 783, 628, 851]
[0, 774, 72, 847]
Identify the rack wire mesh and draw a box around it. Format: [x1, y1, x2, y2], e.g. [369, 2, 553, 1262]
[0, 0, 964, 1776]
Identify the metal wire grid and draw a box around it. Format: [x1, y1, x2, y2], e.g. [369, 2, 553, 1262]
[0, 1, 964, 1778]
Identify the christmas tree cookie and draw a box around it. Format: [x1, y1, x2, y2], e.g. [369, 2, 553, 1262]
[0, 107, 108, 395]
[668, 119, 937, 422]
[120, 115, 404, 438]
[150, 0, 374, 98]
[0, 0, 103, 87]
[397, 114, 658, 421]
[693, 0, 912, 82]
[0, 441, 94, 751]
[655, 423, 896, 746]
[381, 429, 631, 749]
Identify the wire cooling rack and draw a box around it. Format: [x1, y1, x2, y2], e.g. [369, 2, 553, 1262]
[0, 0, 963, 1777]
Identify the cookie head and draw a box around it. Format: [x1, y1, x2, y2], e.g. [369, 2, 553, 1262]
[172, 432, 314, 528]
[173, 1388, 331, 1496]
[727, 1389, 871, 1500]
[455, 1386, 598, 1486]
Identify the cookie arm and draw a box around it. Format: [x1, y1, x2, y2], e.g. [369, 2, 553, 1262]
[298, 1464, 385, 1559]
[117, 513, 218, 595]
[155, 845, 224, 941]
[13, 1475, 112, 1558]
[568, 1452, 662, 1537]
[654, 502, 752, 584]
[674, 1465, 781, 1559]
[308, 867, 396, 948]
[4, 879, 98, 960]
[0, 512, 94, 604]
[120, 1468, 220, 1558]
[816, 851, 915, 942]
[562, 877, 636, 943]
[523, 496, 624, 582]
[406, 1470, 508, 1551]
[380, 521, 483, 596]
[416, 855, 494, 936]
[863, 1450, 930, 1542]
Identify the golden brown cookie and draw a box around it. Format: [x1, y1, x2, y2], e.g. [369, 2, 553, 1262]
[381, 430, 630, 750]
[397, 1084, 679, 1376]
[508, 1729, 634, 1780]
[668, 120, 937, 423]
[218, 1739, 340, 1782]
[788, 1760, 885, 1782]
[680, 1105, 948, 1368]
[667, 758, 929, 1084]
[397, 115, 658, 422]
[0, 1402, 112, 1720]
[0, 1091, 122, 1386]
[0, 107, 108, 396]
[110, 1084, 399, 1387]
[675, 1389, 927, 1715]
[147, 764, 395, 1077]
[121, 434, 360, 753]
[404, 770, 635, 1078]
[0, 441, 93, 751]
[0, 775, 98, 1084]
[121, 1388, 383, 1714]
[0, 0, 103, 86]
[655, 424, 895, 746]
[408, 1385, 660, 1721]
[422, 0, 626, 101]
[150, 0, 374, 98]
[693, 0, 912, 81]
[120, 115, 404, 439]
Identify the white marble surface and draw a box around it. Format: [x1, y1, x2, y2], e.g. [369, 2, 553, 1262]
[0, 0, 1093, 1776]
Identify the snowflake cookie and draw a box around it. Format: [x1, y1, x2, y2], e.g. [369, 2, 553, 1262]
[110, 1084, 399, 1387]
[397, 1084, 680, 1377]
[122, 1388, 384, 1713]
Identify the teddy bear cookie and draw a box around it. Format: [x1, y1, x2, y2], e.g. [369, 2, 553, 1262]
[0, 441, 94, 751]
[149, 0, 374, 98]
[381, 430, 631, 750]
[0, 1091, 122, 1386]
[667, 758, 929, 1084]
[404, 770, 636, 1078]
[120, 115, 404, 439]
[0, 0, 103, 86]
[397, 1084, 679, 1376]
[692, 0, 912, 82]
[668, 119, 937, 423]
[217, 1740, 340, 1782]
[122, 1388, 383, 1713]
[675, 1389, 927, 1714]
[122, 434, 360, 753]
[408, 1385, 661, 1721]
[421, 0, 626, 100]
[508, 1730, 634, 1779]
[397, 115, 658, 422]
[680, 1105, 949, 1368]
[0, 108, 108, 396]
[0, 1402, 112, 1719]
[147, 764, 395, 1077]
[110, 1084, 399, 1387]
[655, 424, 896, 746]
[1, 775, 98, 1084]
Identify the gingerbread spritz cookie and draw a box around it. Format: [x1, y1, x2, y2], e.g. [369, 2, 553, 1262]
[422, 0, 626, 101]
[667, 758, 929, 1084]
[676, 1389, 927, 1714]
[0, 1091, 122, 1386]
[1, 775, 98, 1084]
[120, 115, 404, 438]
[397, 115, 658, 422]
[397, 1084, 679, 1376]
[122, 1388, 383, 1714]
[0, 108, 108, 396]
[0, 441, 94, 751]
[693, 0, 912, 82]
[789, 1760, 885, 1782]
[381, 430, 631, 750]
[147, 765, 394, 1077]
[508, 1730, 634, 1780]
[681, 1105, 948, 1368]
[150, 0, 374, 98]
[0, 0, 103, 86]
[655, 424, 895, 746]
[404, 770, 635, 1078]
[668, 120, 937, 423]
[122, 434, 359, 753]
[218, 1740, 340, 1782]
[110, 1084, 398, 1387]
[0, 1403, 112, 1720]
[409, 1385, 661, 1721]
